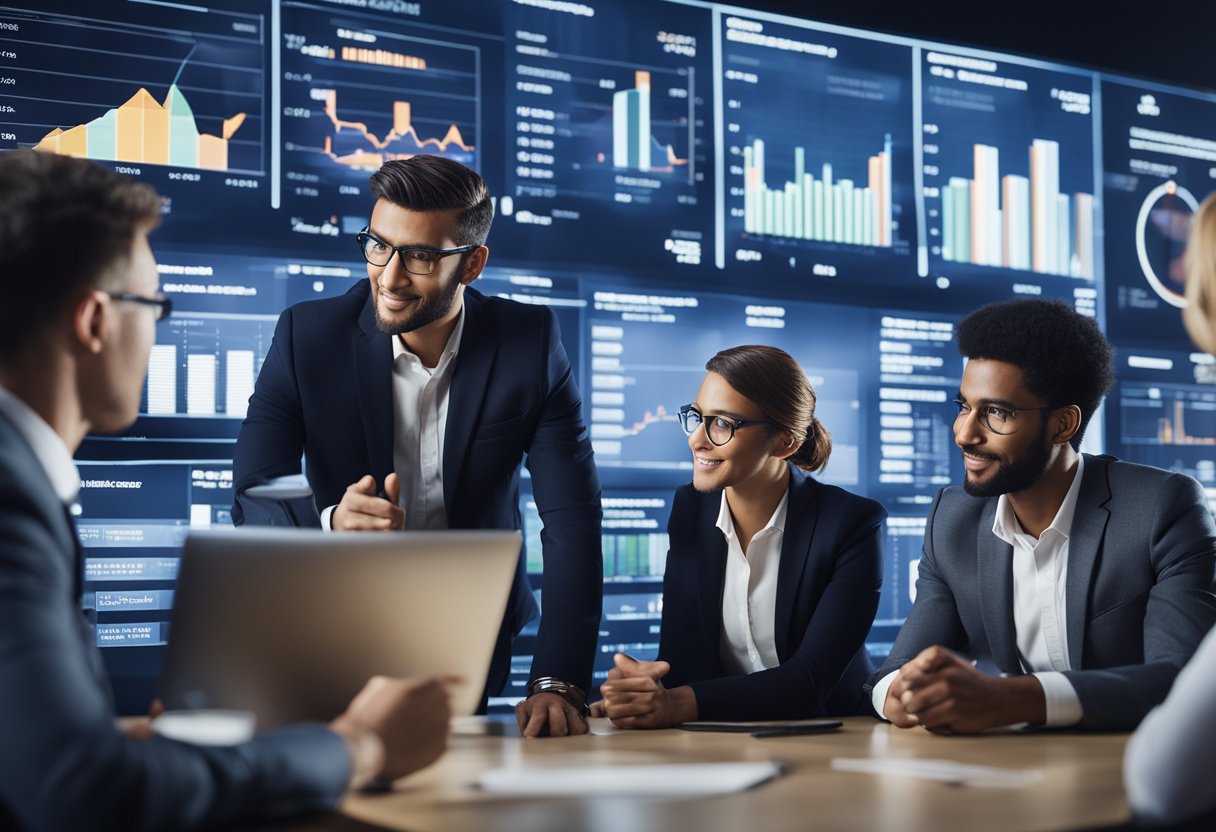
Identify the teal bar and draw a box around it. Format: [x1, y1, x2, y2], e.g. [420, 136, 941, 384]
[86, 109, 118, 161]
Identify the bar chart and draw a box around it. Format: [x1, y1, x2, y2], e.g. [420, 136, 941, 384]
[742, 135, 893, 247]
[938, 140, 1095, 277]
[719, 13, 914, 272]
[1, 3, 264, 175]
[144, 314, 276, 420]
[35, 85, 246, 171]
[612, 71, 690, 173]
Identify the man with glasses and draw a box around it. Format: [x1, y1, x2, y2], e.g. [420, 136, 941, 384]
[0, 151, 458, 829]
[233, 155, 602, 737]
[866, 299, 1216, 733]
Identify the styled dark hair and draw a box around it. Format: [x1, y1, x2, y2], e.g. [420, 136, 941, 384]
[368, 156, 494, 246]
[956, 298, 1114, 451]
[705, 345, 832, 473]
[0, 150, 161, 363]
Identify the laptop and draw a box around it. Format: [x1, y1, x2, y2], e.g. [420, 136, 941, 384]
[159, 527, 521, 726]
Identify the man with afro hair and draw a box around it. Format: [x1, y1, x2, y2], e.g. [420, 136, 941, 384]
[866, 298, 1216, 733]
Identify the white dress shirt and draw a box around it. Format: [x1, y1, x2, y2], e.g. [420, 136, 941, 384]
[717, 490, 788, 675]
[322, 308, 465, 530]
[872, 456, 1086, 727]
[0, 383, 80, 505]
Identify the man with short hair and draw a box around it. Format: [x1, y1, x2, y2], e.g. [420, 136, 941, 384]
[232, 155, 603, 737]
[0, 150, 453, 830]
[867, 298, 1216, 733]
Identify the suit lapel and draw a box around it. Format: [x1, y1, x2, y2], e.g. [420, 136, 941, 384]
[1065, 455, 1111, 669]
[774, 468, 819, 658]
[443, 290, 498, 512]
[976, 499, 1020, 672]
[696, 491, 727, 665]
[353, 291, 394, 486]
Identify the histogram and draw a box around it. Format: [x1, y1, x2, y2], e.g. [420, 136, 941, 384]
[939, 140, 1095, 278]
[742, 135, 893, 247]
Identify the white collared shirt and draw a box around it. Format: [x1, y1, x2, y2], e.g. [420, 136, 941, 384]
[0, 383, 80, 505]
[322, 308, 465, 530]
[717, 490, 788, 675]
[992, 454, 1085, 726]
[872, 456, 1086, 727]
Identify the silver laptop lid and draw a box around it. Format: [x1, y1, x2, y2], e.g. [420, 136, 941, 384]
[160, 528, 521, 726]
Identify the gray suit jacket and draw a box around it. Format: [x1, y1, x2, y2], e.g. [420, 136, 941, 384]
[0, 409, 351, 830]
[866, 454, 1216, 731]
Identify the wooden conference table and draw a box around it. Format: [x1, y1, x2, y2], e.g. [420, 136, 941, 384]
[312, 717, 1132, 832]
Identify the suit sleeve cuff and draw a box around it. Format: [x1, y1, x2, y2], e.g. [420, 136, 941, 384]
[871, 670, 900, 720]
[1032, 671, 1083, 727]
[321, 505, 336, 532]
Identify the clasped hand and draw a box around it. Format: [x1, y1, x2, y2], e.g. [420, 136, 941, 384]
[884, 646, 1046, 734]
[589, 653, 696, 729]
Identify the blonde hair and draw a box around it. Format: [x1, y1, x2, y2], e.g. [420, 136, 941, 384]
[1183, 193, 1216, 354]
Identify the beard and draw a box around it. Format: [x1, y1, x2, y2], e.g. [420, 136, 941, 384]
[373, 263, 463, 336]
[962, 422, 1053, 498]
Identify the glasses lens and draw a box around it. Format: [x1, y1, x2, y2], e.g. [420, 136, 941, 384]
[360, 234, 391, 266]
[678, 407, 700, 436]
[983, 411, 1014, 435]
[401, 249, 436, 276]
[705, 418, 733, 446]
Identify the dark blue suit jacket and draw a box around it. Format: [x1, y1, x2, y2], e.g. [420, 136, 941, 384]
[0, 409, 350, 831]
[865, 454, 1216, 731]
[232, 282, 602, 694]
[659, 465, 885, 720]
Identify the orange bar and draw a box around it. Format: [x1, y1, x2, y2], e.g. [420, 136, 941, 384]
[393, 101, 411, 136]
[58, 124, 89, 157]
[116, 90, 157, 162]
[35, 127, 64, 154]
[635, 70, 650, 92]
[198, 133, 227, 170]
[144, 98, 169, 165]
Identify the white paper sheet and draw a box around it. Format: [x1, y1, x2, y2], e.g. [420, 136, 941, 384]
[830, 757, 1043, 788]
[478, 761, 783, 796]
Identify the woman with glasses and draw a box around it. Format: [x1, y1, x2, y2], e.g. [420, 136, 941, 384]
[591, 345, 885, 727]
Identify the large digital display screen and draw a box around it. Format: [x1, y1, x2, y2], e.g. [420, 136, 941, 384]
[3, 0, 1213, 713]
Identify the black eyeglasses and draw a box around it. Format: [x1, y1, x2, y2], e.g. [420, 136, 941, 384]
[356, 227, 476, 275]
[953, 398, 1064, 436]
[677, 404, 784, 446]
[108, 292, 172, 322]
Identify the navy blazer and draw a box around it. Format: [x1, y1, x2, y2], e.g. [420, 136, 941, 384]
[866, 454, 1216, 731]
[232, 282, 603, 694]
[0, 409, 350, 830]
[659, 465, 885, 720]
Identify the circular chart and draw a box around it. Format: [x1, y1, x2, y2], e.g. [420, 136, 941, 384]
[1135, 181, 1199, 308]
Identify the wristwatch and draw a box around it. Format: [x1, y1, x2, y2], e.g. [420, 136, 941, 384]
[527, 676, 590, 717]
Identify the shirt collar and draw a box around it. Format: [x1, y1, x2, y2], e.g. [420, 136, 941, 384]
[714, 488, 790, 542]
[391, 304, 466, 369]
[992, 454, 1086, 544]
[0, 384, 81, 504]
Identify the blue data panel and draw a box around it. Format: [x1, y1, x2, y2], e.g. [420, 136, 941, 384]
[499, 0, 714, 274]
[123, 249, 359, 443]
[1102, 79, 1216, 349]
[515, 487, 671, 700]
[866, 310, 963, 511]
[583, 283, 864, 490]
[0, 1, 273, 240]
[718, 12, 917, 295]
[76, 460, 235, 713]
[920, 48, 1099, 303]
[1105, 347, 1216, 507]
[278, 0, 504, 258]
